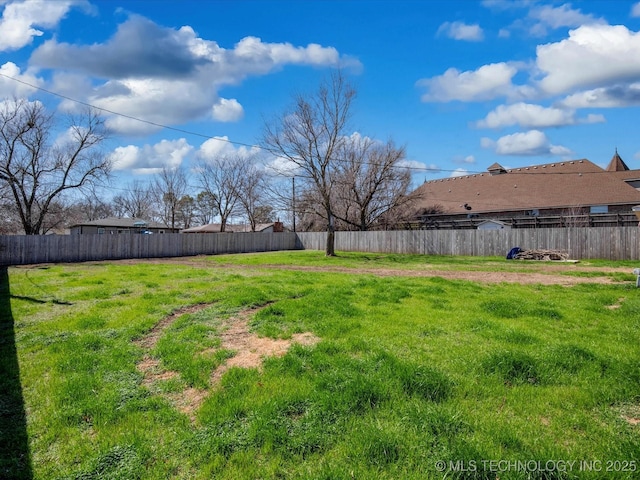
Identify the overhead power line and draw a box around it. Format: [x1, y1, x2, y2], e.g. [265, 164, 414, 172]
[0, 71, 259, 150]
[0, 72, 618, 177]
[0, 72, 481, 175]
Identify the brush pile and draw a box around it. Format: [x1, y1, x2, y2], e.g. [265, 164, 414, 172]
[513, 249, 569, 261]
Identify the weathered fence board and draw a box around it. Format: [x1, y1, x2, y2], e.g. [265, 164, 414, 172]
[297, 227, 640, 260]
[2, 227, 639, 266]
[0, 232, 299, 266]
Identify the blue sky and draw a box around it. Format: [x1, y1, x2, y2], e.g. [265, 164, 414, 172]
[2, 0, 640, 193]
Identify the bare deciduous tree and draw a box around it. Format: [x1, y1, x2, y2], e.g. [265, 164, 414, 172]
[294, 188, 326, 232]
[62, 192, 113, 231]
[0, 181, 21, 234]
[76, 190, 113, 222]
[0, 98, 110, 234]
[333, 135, 414, 231]
[254, 205, 274, 225]
[195, 191, 218, 225]
[415, 203, 445, 229]
[176, 195, 195, 229]
[263, 71, 355, 255]
[237, 161, 268, 231]
[197, 154, 245, 232]
[112, 180, 154, 219]
[561, 206, 589, 228]
[151, 166, 189, 229]
[262, 175, 296, 231]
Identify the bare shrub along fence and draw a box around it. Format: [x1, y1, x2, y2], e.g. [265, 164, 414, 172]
[1, 227, 639, 266]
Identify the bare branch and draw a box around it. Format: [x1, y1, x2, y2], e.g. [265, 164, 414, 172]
[197, 153, 246, 232]
[0, 99, 110, 234]
[262, 70, 355, 255]
[151, 166, 190, 229]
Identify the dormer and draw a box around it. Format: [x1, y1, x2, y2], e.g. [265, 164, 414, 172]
[487, 162, 507, 176]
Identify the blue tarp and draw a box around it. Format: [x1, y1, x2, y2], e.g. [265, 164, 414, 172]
[506, 247, 522, 260]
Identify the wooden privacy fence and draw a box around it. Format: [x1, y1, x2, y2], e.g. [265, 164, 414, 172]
[0, 232, 299, 266]
[2, 227, 639, 265]
[296, 227, 640, 260]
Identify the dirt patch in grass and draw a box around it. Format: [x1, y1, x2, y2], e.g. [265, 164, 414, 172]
[210, 310, 319, 383]
[136, 357, 178, 387]
[135, 303, 319, 421]
[111, 256, 630, 286]
[170, 387, 209, 419]
[615, 404, 640, 427]
[264, 265, 604, 285]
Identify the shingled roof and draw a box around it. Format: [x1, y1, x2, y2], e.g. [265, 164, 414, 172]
[606, 149, 630, 171]
[70, 217, 171, 229]
[181, 223, 281, 233]
[411, 158, 640, 215]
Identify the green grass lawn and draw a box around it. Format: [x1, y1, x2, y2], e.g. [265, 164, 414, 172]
[2, 251, 640, 479]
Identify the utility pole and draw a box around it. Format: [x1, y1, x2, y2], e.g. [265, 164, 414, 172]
[292, 176, 296, 232]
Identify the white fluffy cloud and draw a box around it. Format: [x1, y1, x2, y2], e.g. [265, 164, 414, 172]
[28, 15, 360, 134]
[418, 62, 518, 102]
[110, 138, 193, 174]
[437, 21, 484, 41]
[90, 76, 227, 135]
[481, 130, 572, 156]
[233, 36, 347, 67]
[398, 159, 435, 172]
[423, 18, 640, 118]
[0, 61, 42, 96]
[211, 98, 243, 122]
[267, 156, 300, 176]
[475, 102, 604, 129]
[450, 168, 469, 177]
[527, 3, 604, 36]
[486, 1, 604, 39]
[537, 24, 640, 95]
[198, 136, 261, 161]
[631, 2, 640, 17]
[560, 83, 640, 108]
[0, 0, 89, 51]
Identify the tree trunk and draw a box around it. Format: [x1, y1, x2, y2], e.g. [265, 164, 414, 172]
[325, 213, 336, 256]
[326, 230, 335, 256]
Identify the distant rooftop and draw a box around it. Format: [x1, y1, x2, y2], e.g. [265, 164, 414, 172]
[412, 156, 640, 215]
[70, 217, 172, 229]
[606, 149, 630, 172]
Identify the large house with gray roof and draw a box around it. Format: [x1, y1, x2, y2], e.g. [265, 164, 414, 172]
[409, 151, 640, 229]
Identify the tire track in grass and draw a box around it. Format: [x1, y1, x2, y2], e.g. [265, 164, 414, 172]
[134, 303, 319, 421]
[134, 304, 212, 387]
[134, 303, 211, 350]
